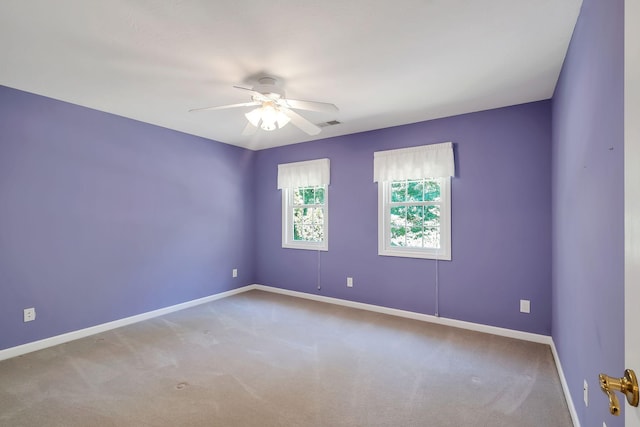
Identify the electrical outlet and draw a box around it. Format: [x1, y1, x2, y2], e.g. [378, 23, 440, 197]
[346, 277, 353, 288]
[520, 299, 530, 313]
[603, 422, 607, 427]
[232, 268, 238, 278]
[584, 379, 588, 407]
[23, 307, 36, 322]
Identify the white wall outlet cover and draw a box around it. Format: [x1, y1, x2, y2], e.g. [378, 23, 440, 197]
[346, 277, 353, 287]
[23, 307, 36, 322]
[519, 299, 530, 313]
[232, 269, 238, 278]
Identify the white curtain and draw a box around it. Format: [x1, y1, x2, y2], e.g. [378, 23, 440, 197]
[373, 142, 455, 182]
[277, 158, 330, 189]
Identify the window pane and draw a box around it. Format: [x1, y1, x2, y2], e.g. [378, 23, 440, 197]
[390, 206, 406, 221]
[293, 206, 325, 242]
[301, 225, 323, 242]
[424, 205, 440, 227]
[424, 227, 440, 249]
[406, 205, 424, 247]
[295, 208, 309, 235]
[390, 227, 406, 246]
[424, 180, 441, 202]
[302, 225, 313, 240]
[390, 206, 407, 246]
[407, 180, 424, 202]
[293, 207, 304, 241]
[293, 186, 325, 206]
[303, 188, 315, 204]
[301, 207, 314, 224]
[391, 181, 406, 202]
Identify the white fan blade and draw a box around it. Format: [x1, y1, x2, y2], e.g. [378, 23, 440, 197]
[281, 99, 338, 113]
[280, 107, 321, 135]
[242, 122, 257, 136]
[189, 101, 260, 112]
[232, 85, 254, 92]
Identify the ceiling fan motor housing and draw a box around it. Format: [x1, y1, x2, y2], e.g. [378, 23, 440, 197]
[252, 77, 285, 99]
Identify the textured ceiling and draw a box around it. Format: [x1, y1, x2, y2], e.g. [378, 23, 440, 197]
[0, 0, 582, 150]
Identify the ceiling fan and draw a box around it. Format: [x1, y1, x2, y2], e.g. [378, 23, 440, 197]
[189, 77, 338, 136]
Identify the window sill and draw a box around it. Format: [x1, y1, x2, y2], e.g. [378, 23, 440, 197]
[283, 242, 328, 251]
[378, 248, 451, 261]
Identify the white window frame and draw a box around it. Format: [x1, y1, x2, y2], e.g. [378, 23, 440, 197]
[378, 177, 451, 260]
[282, 185, 329, 251]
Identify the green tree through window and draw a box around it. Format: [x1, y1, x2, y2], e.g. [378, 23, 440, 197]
[379, 176, 450, 260]
[389, 179, 442, 249]
[292, 186, 325, 242]
[282, 184, 328, 251]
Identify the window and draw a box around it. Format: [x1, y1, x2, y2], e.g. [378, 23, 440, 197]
[278, 159, 330, 251]
[379, 177, 450, 259]
[374, 143, 454, 260]
[282, 185, 328, 250]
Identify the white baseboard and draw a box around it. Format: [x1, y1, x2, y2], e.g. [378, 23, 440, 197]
[550, 341, 581, 427]
[250, 284, 553, 345]
[0, 285, 253, 362]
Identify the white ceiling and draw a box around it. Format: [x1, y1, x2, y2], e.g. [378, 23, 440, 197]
[0, 0, 582, 150]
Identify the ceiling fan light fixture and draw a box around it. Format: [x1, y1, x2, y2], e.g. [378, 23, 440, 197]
[245, 108, 262, 127]
[261, 122, 277, 131]
[245, 103, 290, 132]
[260, 104, 278, 131]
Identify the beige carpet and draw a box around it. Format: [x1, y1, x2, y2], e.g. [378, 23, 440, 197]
[0, 290, 572, 426]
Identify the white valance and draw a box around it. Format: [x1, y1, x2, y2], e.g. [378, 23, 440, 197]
[277, 158, 330, 189]
[373, 142, 455, 182]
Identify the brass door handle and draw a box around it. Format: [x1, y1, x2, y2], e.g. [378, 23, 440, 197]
[599, 369, 639, 415]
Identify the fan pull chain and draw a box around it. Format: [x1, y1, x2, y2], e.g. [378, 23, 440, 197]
[435, 259, 440, 317]
[317, 250, 321, 291]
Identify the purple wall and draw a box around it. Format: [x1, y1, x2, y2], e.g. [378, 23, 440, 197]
[551, 0, 624, 426]
[254, 101, 552, 335]
[0, 86, 255, 351]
